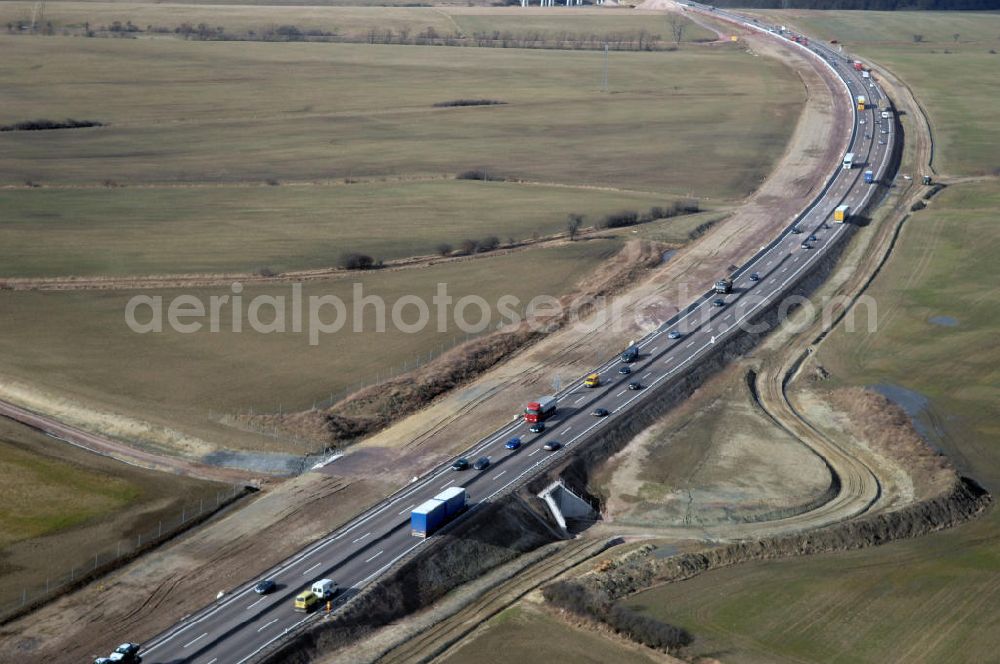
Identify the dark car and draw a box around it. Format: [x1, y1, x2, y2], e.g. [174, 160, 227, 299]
[254, 579, 276, 595]
[115, 644, 141, 656]
[801, 242, 811, 249]
[791, 226, 802, 234]
[505, 437, 522, 451]
[529, 422, 545, 434]
[712, 298, 725, 307]
[543, 441, 562, 451]
[628, 382, 643, 391]
[592, 408, 609, 417]
[808, 234, 818, 242]
[668, 330, 682, 339]
[473, 456, 491, 470]
[749, 272, 760, 282]
[451, 458, 470, 471]
[618, 365, 632, 375]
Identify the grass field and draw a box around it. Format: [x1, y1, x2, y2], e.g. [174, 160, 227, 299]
[440, 604, 659, 664]
[0, 240, 623, 454]
[0, 24, 799, 276]
[0, 417, 225, 609]
[752, 10, 1000, 176]
[622, 162, 1000, 663]
[0, 31, 786, 192]
[0, 3, 717, 43]
[0, 181, 691, 277]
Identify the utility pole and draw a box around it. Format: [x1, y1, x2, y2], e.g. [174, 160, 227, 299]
[602, 42, 609, 93]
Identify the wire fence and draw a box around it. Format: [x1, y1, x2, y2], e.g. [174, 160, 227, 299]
[0, 483, 248, 623]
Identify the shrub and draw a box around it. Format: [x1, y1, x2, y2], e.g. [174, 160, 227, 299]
[340, 252, 375, 270]
[456, 168, 506, 182]
[433, 99, 506, 108]
[255, 266, 277, 277]
[459, 239, 479, 254]
[601, 210, 640, 229]
[605, 604, 692, 651]
[436, 243, 453, 257]
[478, 235, 500, 252]
[0, 118, 104, 132]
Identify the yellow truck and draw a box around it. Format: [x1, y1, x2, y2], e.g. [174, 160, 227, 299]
[584, 373, 601, 388]
[294, 591, 319, 612]
[834, 205, 850, 223]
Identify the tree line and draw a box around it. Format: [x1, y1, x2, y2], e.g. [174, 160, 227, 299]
[6, 20, 705, 52]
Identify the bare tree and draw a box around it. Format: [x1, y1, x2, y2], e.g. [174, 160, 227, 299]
[952, 33, 960, 42]
[567, 213, 584, 240]
[667, 14, 686, 45]
[913, 34, 924, 43]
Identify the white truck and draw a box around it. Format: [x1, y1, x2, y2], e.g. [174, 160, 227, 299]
[311, 578, 338, 599]
[843, 153, 855, 170]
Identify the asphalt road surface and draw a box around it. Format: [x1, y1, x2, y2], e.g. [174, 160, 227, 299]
[138, 16, 895, 664]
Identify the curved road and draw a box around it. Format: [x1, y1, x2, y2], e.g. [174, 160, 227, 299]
[137, 12, 896, 664]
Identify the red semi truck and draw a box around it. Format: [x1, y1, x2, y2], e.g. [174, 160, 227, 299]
[524, 396, 557, 423]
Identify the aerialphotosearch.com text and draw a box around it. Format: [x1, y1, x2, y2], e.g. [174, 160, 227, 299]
[124, 281, 878, 346]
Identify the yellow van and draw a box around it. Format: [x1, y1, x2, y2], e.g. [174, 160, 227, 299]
[584, 373, 601, 388]
[294, 590, 319, 612]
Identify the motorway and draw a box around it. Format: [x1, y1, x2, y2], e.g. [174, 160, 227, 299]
[139, 14, 895, 664]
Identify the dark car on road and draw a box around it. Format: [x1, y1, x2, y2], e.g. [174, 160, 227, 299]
[505, 437, 522, 451]
[628, 382, 643, 391]
[529, 422, 545, 434]
[592, 408, 609, 417]
[254, 579, 276, 595]
[712, 298, 725, 307]
[618, 365, 631, 375]
[451, 458, 470, 471]
[791, 226, 802, 234]
[543, 441, 562, 451]
[668, 330, 682, 339]
[473, 456, 491, 470]
[749, 272, 760, 282]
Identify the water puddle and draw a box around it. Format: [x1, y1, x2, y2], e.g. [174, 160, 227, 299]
[928, 315, 959, 327]
[870, 382, 944, 450]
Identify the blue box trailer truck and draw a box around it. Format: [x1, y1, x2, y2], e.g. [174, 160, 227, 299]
[864, 170, 875, 184]
[411, 487, 467, 538]
[436, 486, 466, 517]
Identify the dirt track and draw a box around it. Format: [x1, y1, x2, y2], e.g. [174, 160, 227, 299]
[0, 398, 254, 484]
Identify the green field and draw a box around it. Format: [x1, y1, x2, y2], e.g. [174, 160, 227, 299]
[0, 240, 623, 454]
[0, 181, 689, 277]
[753, 10, 1000, 176]
[0, 417, 225, 610]
[440, 605, 659, 664]
[622, 140, 1000, 664]
[0, 430, 138, 546]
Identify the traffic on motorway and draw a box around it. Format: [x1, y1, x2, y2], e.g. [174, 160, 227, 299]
[133, 13, 894, 664]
